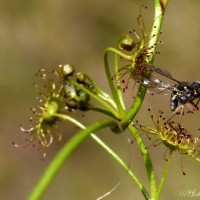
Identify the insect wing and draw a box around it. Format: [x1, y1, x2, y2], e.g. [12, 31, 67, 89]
[145, 64, 179, 83]
[142, 74, 175, 94]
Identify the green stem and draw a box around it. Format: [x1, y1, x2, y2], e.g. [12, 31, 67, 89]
[122, 1, 170, 198]
[57, 113, 150, 199]
[68, 79, 120, 119]
[83, 73, 117, 108]
[104, 48, 131, 115]
[148, 0, 169, 62]
[27, 119, 116, 200]
[118, 0, 169, 131]
[128, 124, 157, 199]
[119, 85, 146, 130]
[88, 104, 120, 119]
[105, 47, 133, 60]
[155, 150, 173, 200]
[90, 134, 150, 200]
[114, 50, 126, 109]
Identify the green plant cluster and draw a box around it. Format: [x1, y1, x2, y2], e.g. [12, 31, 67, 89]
[15, 0, 200, 200]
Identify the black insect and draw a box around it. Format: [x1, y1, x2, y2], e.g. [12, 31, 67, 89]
[170, 81, 200, 115]
[133, 63, 200, 122]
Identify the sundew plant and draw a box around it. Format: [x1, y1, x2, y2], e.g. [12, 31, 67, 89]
[15, 0, 200, 199]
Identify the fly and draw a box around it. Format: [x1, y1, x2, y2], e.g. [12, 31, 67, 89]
[132, 63, 200, 123]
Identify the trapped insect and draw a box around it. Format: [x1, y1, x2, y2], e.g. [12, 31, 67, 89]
[135, 63, 200, 123]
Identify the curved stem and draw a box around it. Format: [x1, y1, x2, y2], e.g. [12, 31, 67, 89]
[118, 0, 169, 131]
[105, 47, 133, 60]
[68, 79, 120, 120]
[27, 119, 116, 200]
[119, 85, 146, 131]
[90, 134, 150, 200]
[57, 113, 150, 199]
[114, 50, 126, 109]
[120, 1, 169, 198]
[88, 104, 120, 119]
[83, 73, 117, 108]
[104, 48, 130, 115]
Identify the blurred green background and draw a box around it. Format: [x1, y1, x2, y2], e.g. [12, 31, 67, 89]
[1, 0, 200, 199]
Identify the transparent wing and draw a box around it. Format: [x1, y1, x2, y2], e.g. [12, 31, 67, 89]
[134, 64, 178, 94]
[141, 73, 176, 94]
[143, 64, 179, 83]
